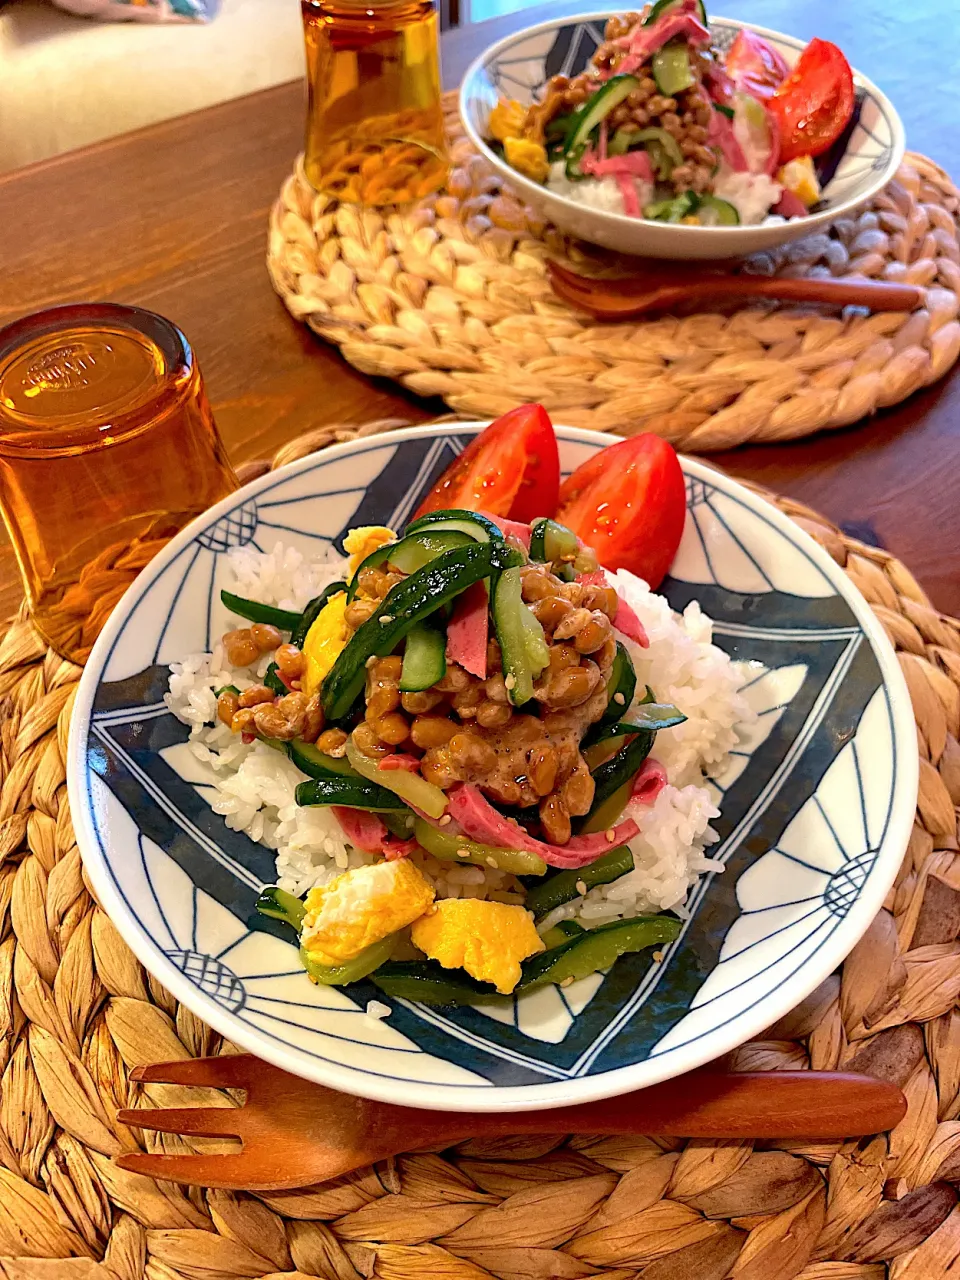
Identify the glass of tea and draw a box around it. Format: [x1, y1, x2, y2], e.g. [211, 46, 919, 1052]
[301, 0, 448, 206]
[0, 303, 239, 664]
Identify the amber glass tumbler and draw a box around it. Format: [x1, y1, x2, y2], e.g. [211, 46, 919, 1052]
[0, 303, 239, 663]
[301, 0, 447, 206]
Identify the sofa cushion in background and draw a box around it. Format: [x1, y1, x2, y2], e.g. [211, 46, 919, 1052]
[0, 0, 304, 172]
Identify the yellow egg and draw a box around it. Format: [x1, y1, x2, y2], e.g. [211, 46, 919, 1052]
[344, 526, 397, 575]
[488, 99, 526, 143]
[301, 859, 435, 964]
[777, 155, 821, 207]
[411, 899, 545, 995]
[503, 137, 550, 185]
[301, 591, 349, 696]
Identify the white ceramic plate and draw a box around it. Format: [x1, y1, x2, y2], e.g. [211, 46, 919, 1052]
[68, 424, 917, 1111]
[459, 14, 905, 258]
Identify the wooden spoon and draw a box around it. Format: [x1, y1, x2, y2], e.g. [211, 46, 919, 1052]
[115, 1055, 906, 1190]
[547, 258, 925, 319]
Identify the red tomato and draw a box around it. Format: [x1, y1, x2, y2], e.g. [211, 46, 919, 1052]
[555, 435, 686, 588]
[724, 29, 789, 99]
[414, 405, 560, 522]
[768, 38, 855, 163]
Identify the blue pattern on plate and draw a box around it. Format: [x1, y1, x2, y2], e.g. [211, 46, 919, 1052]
[71, 427, 913, 1103]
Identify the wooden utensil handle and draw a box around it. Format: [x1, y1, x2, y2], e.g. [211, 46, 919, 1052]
[746, 276, 923, 311]
[486, 1071, 905, 1140]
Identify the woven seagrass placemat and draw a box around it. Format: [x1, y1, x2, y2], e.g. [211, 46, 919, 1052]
[267, 94, 960, 452]
[1, 420, 959, 1278]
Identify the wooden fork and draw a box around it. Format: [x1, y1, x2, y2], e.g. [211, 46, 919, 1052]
[547, 258, 925, 319]
[115, 1055, 906, 1190]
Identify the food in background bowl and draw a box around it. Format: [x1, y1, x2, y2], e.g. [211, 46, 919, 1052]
[489, 0, 856, 227]
[166, 412, 750, 1007]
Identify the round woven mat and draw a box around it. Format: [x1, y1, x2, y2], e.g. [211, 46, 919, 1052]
[267, 94, 960, 452]
[2, 420, 960, 1278]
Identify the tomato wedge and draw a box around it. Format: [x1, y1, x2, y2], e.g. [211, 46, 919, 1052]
[724, 28, 789, 99]
[555, 435, 686, 589]
[413, 405, 560, 523]
[768, 38, 855, 163]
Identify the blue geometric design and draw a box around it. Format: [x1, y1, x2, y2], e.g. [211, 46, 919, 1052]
[69, 424, 916, 1109]
[197, 500, 258, 551]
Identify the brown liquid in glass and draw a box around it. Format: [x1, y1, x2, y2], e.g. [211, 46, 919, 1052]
[0, 305, 239, 663]
[301, 0, 447, 205]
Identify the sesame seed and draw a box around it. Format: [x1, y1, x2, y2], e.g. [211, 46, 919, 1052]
[652, 950, 663, 963]
[560, 976, 575, 987]
[606, 828, 617, 842]
[365, 656, 378, 668]
[576, 880, 587, 895]
[457, 848, 470, 858]
[486, 856, 497, 868]
[504, 673, 517, 690]
[614, 692, 626, 705]
[379, 615, 394, 625]
[439, 814, 452, 826]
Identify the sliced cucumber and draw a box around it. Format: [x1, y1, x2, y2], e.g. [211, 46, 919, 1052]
[346, 739, 447, 819]
[400, 623, 447, 693]
[220, 590, 300, 632]
[295, 775, 409, 811]
[644, 0, 707, 24]
[321, 540, 521, 720]
[371, 913, 680, 1005]
[300, 937, 396, 986]
[289, 739, 358, 779]
[609, 125, 684, 179]
[404, 509, 504, 543]
[263, 663, 287, 696]
[529, 518, 578, 564]
[645, 190, 699, 223]
[256, 886, 306, 932]
[579, 731, 655, 833]
[540, 920, 585, 948]
[525, 845, 635, 920]
[213, 684, 240, 698]
[291, 582, 347, 648]
[564, 76, 640, 177]
[414, 816, 547, 877]
[697, 195, 740, 226]
[597, 643, 638, 733]
[493, 566, 549, 706]
[346, 530, 473, 603]
[652, 40, 695, 96]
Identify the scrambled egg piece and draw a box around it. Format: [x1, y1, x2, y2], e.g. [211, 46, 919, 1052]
[301, 859, 435, 964]
[488, 99, 526, 143]
[301, 591, 349, 696]
[411, 899, 545, 995]
[344, 525, 396, 576]
[504, 137, 550, 185]
[777, 155, 821, 207]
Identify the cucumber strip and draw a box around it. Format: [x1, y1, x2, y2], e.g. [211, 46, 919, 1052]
[652, 40, 695, 96]
[400, 623, 447, 693]
[321, 540, 521, 720]
[371, 913, 680, 1005]
[645, 191, 699, 222]
[263, 663, 287, 696]
[220, 590, 300, 631]
[346, 740, 447, 819]
[256, 886, 306, 932]
[300, 937, 396, 986]
[697, 195, 740, 226]
[295, 775, 409, 811]
[347, 530, 474, 602]
[493, 566, 549, 706]
[564, 76, 640, 177]
[644, 0, 707, 24]
[291, 583, 348, 647]
[579, 731, 655, 833]
[580, 777, 633, 835]
[540, 920, 585, 948]
[524, 845, 635, 920]
[586, 710, 687, 746]
[413, 816, 547, 877]
[529, 518, 578, 564]
[289, 739, 358, 779]
[404, 509, 505, 543]
[597, 642, 638, 733]
[213, 684, 240, 698]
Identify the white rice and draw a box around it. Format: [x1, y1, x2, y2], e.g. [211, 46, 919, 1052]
[165, 542, 752, 927]
[713, 167, 783, 226]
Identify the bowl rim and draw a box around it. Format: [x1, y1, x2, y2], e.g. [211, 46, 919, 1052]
[67, 423, 918, 1112]
[458, 11, 906, 240]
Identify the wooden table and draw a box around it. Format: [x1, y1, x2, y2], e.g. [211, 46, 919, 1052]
[1, 0, 959, 618]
